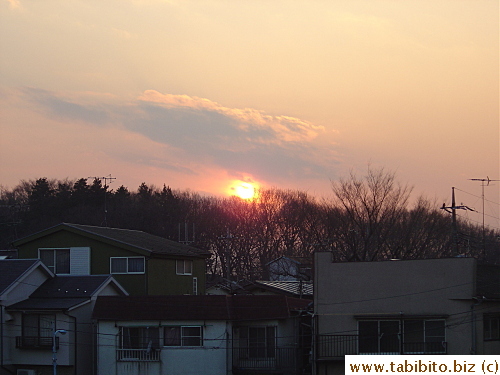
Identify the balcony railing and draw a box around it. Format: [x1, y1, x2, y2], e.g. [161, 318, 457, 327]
[317, 335, 358, 358]
[402, 342, 447, 354]
[317, 335, 447, 359]
[16, 336, 58, 350]
[233, 347, 299, 372]
[116, 348, 161, 362]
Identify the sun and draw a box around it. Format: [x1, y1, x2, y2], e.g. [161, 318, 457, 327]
[230, 181, 257, 200]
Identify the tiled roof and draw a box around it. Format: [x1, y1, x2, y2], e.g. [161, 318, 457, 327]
[14, 223, 210, 258]
[30, 275, 113, 298]
[93, 295, 311, 321]
[253, 280, 313, 297]
[7, 297, 90, 310]
[0, 259, 40, 295]
[7, 275, 125, 311]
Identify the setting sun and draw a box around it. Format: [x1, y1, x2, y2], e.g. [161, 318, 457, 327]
[230, 181, 257, 200]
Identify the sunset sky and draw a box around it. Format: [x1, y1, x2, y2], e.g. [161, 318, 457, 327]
[0, 0, 498, 229]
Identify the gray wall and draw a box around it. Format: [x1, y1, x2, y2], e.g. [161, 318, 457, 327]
[314, 256, 484, 356]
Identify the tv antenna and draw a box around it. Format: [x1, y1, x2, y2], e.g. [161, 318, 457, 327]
[469, 177, 499, 258]
[87, 174, 116, 226]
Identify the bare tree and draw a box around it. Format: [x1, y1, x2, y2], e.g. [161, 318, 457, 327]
[329, 167, 413, 261]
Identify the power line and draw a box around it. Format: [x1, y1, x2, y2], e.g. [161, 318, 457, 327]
[468, 177, 500, 257]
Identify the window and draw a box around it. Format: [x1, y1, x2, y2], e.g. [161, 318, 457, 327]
[164, 326, 203, 347]
[404, 319, 446, 353]
[17, 314, 56, 349]
[38, 247, 90, 275]
[359, 320, 399, 354]
[237, 326, 276, 358]
[193, 277, 198, 295]
[484, 315, 500, 340]
[39, 249, 70, 274]
[119, 327, 160, 349]
[110, 257, 145, 274]
[176, 260, 193, 275]
[358, 319, 446, 354]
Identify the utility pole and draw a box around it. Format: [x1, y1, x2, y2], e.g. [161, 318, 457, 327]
[441, 187, 473, 256]
[469, 177, 499, 259]
[87, 174, 116, 226]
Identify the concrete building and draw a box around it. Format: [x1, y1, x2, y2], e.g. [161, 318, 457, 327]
[314, 255, 500, 374]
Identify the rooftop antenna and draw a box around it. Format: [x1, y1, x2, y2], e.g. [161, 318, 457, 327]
[87, 174, 116, 226]
[469, 177, 499, 259]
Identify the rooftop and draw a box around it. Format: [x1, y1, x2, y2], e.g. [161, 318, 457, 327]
[13, 223, 210, 258]
[0, 259, 44, 295]
[93, 294, 311, 321]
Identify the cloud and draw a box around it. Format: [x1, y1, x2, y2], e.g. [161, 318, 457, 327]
[138, 90, 324, 143]
[5, 0, 21, 9]
[5, 87, 339, 192]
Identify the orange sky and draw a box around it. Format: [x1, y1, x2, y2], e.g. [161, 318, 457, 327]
[0, 0, 498, 229]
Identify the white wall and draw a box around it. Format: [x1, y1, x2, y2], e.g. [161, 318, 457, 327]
[1, 262, 52, 365]
[97, 320, 230, 375]
[9, 311, 73, 366]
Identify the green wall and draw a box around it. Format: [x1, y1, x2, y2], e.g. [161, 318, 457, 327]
[16, 229, 206, 296]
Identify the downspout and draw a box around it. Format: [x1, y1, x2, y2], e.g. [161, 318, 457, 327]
[145, 257, 150, 295]
[311, 311, 316, 375]
[470, 297, 484, 355]
[226, 323, 230, 375]
[1, 305, 15, 375]
[64, 312, 77, 375]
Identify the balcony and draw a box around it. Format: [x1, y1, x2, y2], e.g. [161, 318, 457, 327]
[116, 348, 161, 362]
[317, 335, 447, 359]
[16, 336, 58, 350]
[233, 347, 300, 373]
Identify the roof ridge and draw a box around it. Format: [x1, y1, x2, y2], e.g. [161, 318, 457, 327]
[66, 223, 145, 234]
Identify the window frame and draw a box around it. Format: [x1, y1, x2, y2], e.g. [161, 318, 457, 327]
[357, 319, 446, 354]
[22, 313, 56, 338]
[484, 314, 500, 341]
[163, 326, 203, 347]
[176, 259, 193, 275]
[110, 257, 145, 274]
[119, 326, 160, 349]
[193, 277, 198, 295]
[18, 313, 57, 349]
[237, 325, 277, 359]
[39, 248, 71, 275]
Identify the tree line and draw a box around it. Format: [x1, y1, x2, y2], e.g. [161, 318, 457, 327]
[1, 168, 498, 280]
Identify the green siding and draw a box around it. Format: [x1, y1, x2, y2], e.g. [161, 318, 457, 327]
[147, 258, 206, 295]
[15, 229, 206, 296]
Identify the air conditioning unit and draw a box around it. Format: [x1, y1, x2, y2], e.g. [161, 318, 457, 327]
[17, 370, 36, 375]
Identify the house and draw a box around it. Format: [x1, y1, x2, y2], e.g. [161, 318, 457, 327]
[6, 274, 127, 375]
[314, 255, 500, 374]
[0, 259, 127, 375]
[13, 223, 211, 295]
[0, 259, 53, 375]
[205, 277, 313, 300]
[93, 294, 312, 375]
[205, 275, 253, 296]
[244, 280, 313, 300]
[267, 256, 312, 281]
